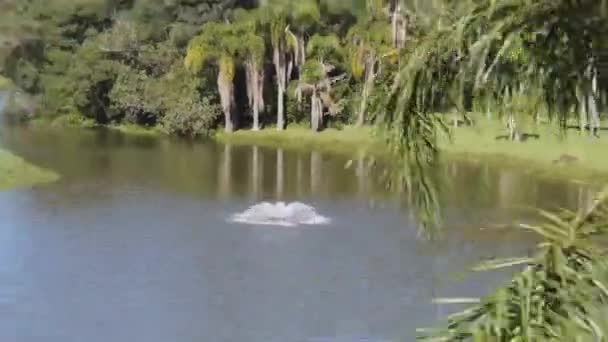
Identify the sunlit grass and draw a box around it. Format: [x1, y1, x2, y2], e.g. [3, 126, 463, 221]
[109, 123, 165, 137]
[0, 149, 59, 191]
[440, 115, 608, 181]
[0, 75, 14, 90]
[215, 124, 382, 156]
[214, 119, 608, 180]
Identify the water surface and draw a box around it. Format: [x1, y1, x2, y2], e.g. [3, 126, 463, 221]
[0, 126, 595, 341]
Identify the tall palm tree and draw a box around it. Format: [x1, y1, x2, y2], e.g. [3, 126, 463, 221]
[300, 34, 345, 132]
[185, 22, 240, 132]
[258, 0, 294, 130]
[347, 15, 393, 126]
[234, 9, 266, 131]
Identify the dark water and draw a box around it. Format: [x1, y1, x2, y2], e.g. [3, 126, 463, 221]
[0, 126, 596, 342]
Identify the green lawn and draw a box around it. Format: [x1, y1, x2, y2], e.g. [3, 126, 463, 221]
[0, 149, 59, 191]
[215, 124, 381, 156]
[216, 120, 608, 181]
[439, 116, 608, 181]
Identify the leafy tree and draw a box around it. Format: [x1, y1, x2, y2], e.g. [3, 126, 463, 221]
[300, 34, 345, 132]
[346, 9, 393, 126]
[233, 9, 266, 130]
[186, 22, 242, 132]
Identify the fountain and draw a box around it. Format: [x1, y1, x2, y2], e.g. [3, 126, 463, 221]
[230, 201, 330, 227]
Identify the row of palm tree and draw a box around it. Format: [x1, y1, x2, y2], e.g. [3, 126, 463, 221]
[184, 0, 407, 133]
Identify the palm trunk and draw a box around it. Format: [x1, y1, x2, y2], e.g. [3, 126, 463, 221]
[273, 46, 288, 130]
[357, 57, 377, 126]
[588, 93, 600, 136]
[391, 1, 407, 50]
[277, 82, 285, 130]
[218, 67, 235, 133]
[245, 59, 261, 131]
[578, 90, 587, 134]
[256, 68, 265, 129]
[589, 68, 600, 136]
[296, 35, 306, 111]
[311, 88, 322, 132]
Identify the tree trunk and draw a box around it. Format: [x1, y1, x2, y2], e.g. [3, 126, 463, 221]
[589, 69, 600, 136]
[256, 68, 265, 128]
[391, 1, 407, 50]
[578, 90, 587, 134]
[310, 89, 322, 132]
[277, 82, 285, 130]
[357, 58, 377, 126]
[245, 59, 262, 131]
[218, 68, 235, 133]
[252, 100, 260, 130]
[296, 35, 306, 111]
[588, 93, 600, 137]
[274, 47, 287, 130]
[508, 114, 520, 141]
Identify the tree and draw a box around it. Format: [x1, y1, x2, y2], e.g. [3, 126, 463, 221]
[233, 9, 266, 130]
[258, 2, 293, 130]
[347, 14, 393, 126]
[300, 34, 345, 132]
[186, 22, 241, 132]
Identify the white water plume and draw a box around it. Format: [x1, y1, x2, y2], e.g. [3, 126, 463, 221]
[230, 201, 330, 227]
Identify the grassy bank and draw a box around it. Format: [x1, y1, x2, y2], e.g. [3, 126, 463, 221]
[31, 115, 165, 137]
[439, 116, 608, 181]
[26, 113, 608, 181]
[215, 124, 381, 156]
[216, 120, 608, 182]
[0, 149, 59, 191]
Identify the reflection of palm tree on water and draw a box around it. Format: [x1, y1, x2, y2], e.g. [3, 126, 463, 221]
[250, 145, 262, 200]
[276, 148, 284, 199]
[218, 144, 232, 198]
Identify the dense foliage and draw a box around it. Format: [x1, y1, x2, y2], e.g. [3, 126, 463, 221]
[0, 0, 252, 135]
[0, 0, 390, 135]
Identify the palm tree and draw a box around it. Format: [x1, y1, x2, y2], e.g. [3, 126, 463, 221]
[258, 0, 294, 130]
[347, 14, 393, 126]
[286, 0, 321, 110]
[233, 9, 266, 131]
[300, 34, 345, 132]
[420, 189, 608, 340]
[185, 22, 240, 132]
[259, 0, 322, 130]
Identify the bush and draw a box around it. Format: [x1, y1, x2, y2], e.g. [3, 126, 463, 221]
[286, 81, 309, 124]
[157, 65, 221, 136]
[161, 96, 220, 137]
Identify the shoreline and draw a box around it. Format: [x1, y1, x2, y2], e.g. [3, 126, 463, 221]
[22, 117, 608, 184]
[216, 123, 608, 183]
[0, 148, 59, 191]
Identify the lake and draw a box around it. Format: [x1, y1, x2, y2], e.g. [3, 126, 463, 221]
[0, 126, 595, 341]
